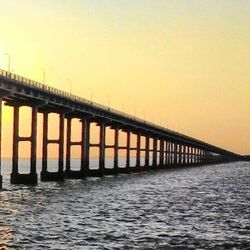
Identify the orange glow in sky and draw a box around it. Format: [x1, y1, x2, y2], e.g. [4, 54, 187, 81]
[0, 0, 249, 157]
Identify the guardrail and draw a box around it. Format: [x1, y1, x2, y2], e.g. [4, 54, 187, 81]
[0, 68, 172, 132]
[0, 69, 240, 156]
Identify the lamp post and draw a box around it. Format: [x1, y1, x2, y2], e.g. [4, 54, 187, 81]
[67, 78, 72, 95]
[41, 68, 46, 84]
[105, 94, 110, 109]
[88, 88, 93, 104]
[4, 53, 10, 72]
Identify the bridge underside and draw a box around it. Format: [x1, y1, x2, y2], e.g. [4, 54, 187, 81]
[0, 70, 242, 188]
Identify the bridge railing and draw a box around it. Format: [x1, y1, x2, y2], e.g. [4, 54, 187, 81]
[0, 69, 240, 156]
[0, 68, 179, 135]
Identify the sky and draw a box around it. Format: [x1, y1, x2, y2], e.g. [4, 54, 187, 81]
[0, 0, 249, 158]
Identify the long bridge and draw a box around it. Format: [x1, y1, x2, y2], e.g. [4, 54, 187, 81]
[0, 69, 242, 189]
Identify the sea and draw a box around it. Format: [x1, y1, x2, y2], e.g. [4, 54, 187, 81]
[0, 159, 249, 249]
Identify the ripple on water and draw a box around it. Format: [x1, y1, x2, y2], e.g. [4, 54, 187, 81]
[0, 161, 250, 249]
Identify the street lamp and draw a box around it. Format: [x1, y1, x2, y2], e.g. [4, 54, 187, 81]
[88, 88, 93, 104]
[105, 94, 110, 109]
[4, 53, 10, 72]
[67, 78, 72, 95]
[41, 68, 46, 84]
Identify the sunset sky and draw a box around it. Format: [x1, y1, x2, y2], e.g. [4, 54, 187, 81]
[0, 0, 249, 157]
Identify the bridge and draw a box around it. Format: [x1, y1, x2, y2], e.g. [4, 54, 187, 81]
[0, 69, 242, 189]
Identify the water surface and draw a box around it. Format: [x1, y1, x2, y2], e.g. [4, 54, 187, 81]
[0, 160, 249, 249]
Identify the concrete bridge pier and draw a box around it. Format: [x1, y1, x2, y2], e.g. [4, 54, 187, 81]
[173, 142, 178, 167]
[167, 141, 171, 166]
[188, 146, 191, 164]
[159, 140, 164, 168]
[41, 112, 65, 182]
[113, 128, 119, 174]
[152, 138, 158, 169]
[145, 135, 150, 169]
[98, 123, 106, 177]
[65, 117, 86, 179]
[183, 145, 186, 165]
[169, 142, 173, 166]
[11, 105, 38, 185]
[82, 119, 90, 176]
[125, 131, 131, 172]
[135, 133, 141, 171]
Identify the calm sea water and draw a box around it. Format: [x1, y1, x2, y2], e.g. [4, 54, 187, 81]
[0, 160, 249, 249]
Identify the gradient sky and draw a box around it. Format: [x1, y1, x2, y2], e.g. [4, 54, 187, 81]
[0, 0, 249, 157]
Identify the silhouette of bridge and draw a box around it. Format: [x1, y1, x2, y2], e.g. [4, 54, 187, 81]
[0, 69, 243, 189]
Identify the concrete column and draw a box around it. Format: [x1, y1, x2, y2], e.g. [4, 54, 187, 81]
[187, 146, 190, 165]
[190, 147, 193, 164]
[193, 148, 196, 164]
[99, 123, 106, 176]
[113, 127, 119, 173]
[30, 106, 38, 176]
[183, 145, 186, 165]
[166, 141, 170, 166]
[42, 112, 48, 174]
[169, 142, 173, 165]
[65, 118, 71, 174]
[152, 138, 157, 168]
[41, 112, 64, 182]
[174, 142, 178, 166]
[195, 148, 198, 164]
[0, 99, 2, 189]
[136, 133, 141, 169]
[12, 105, 19, 176]
[11, 105, 37, 185]
[126, 131, 130, 170]
[171, 142, 174, 165]
[145, 136, 150, 167]
[178, 144, 182, 165]
[58, 113, 64, 178]
[82, 119, 90, 175]
[159, 140, 164, 167]
[199, 149, 202, 163]
[169, 142, 172, 165]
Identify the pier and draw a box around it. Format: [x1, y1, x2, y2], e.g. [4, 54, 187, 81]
[0, 69, 242, 189]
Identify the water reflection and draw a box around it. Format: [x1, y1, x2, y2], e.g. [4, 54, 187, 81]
[0, 228, 12, 250]
[0, 161, 249, 249]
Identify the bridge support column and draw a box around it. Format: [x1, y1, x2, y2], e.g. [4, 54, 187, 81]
[193, 148, 196, 164]
[183, 145, 186, 165]
[126, 131, 130, 172]
[11, 105, 38, 185]
[169, 142, 173, 165]
[0, 99, 2, 189]
[195, 148, 198, 164]
[113, 127, 119, 174]
[192, 148, 195, 164]
[65, 118, 72, 177]
[199, 149, 202, 164]
[145, 136, 150, 168]
[174, 142, 178, 166]
[165, 141, 170, 166]
[99, 123, 106, 176]
[82, 119, 90, 176]
[41, 113, 65, 182]
[187, 146, 190, 165]
[190, 147, 193, 164]
[135, 133, 141, 171]
[178, 144, 182, 166]
[159, 140, 164, 168]
[200, 149, 203, 164]
[152, 138, 158, 168]
[65, 118, 86, 179]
